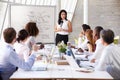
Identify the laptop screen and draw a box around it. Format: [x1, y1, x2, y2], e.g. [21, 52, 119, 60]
[68, 48, 81, 67]
[69, 48, 75, 59]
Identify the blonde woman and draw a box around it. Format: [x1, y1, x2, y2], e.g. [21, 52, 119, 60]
[85, 29, 95, 52]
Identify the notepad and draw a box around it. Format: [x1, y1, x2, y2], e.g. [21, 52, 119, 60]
[76, 68, 94, 73]
[31, 61, 47, 71]
[31, 66, 47, 71]
[55, 60, 69, 65]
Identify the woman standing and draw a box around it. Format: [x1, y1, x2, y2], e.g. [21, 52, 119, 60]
[55, 9, 72, 45]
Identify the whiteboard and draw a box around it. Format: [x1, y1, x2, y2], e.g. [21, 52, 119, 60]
[10, 5, 55, 43]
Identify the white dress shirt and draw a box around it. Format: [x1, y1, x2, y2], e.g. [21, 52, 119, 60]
[14, 42, 30, 62]
[95, 43, 120, 79]
[78, 36, 85, 47]
[0, 41, 36, 80]
[78, 36, 88, 50]
[90, 39, 105, 62]
[56, 20, 69, 35]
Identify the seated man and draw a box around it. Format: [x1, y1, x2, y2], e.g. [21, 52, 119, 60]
[0, 27, 38, 80]
[95, 29, 120, 79]
[90, 26, 104, 63]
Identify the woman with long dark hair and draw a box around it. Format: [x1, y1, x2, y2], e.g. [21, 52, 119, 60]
[55, 9, 72, 45]
[14, 29, 30, 61]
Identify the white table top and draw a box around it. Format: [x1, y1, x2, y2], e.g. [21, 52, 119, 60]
[10, 56, 113, 80]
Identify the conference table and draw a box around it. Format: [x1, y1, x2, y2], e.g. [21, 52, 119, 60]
[10, 56, 113, 80]
[10, 44, 113, 80]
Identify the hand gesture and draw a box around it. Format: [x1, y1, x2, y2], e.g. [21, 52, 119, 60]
[32, 44, 39, 51]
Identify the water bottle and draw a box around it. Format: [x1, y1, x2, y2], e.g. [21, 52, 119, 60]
[66, 43, 71, 56]
[66, 49, 71, 56]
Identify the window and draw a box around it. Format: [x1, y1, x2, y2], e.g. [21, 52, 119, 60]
[0, 0, 77, 38]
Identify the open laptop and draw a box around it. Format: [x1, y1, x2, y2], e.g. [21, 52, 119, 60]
[69, 48, 75, 59]
[68, 48, 94, 68]
[68, 48, 81, 67]
[31, 46, 56, 71]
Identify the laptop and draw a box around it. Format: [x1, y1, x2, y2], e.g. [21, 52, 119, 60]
[67, 48, 81, 67]
[31, 46, 56, 71]
[69, 48, 94, 68]
[69, 48, 75, 59]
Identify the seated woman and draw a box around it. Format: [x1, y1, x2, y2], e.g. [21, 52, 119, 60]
[77, 29, 94, 53]
[14, 29, 31, 61]
[77, 24, 91, 49]
[71, 24, 91, 51]
[14, 29, 42, 61]
[25, 22, 39, 50]
[95, 29, 120, 79]
[25, 22, 44, 51]
[85, 29, 94, 52]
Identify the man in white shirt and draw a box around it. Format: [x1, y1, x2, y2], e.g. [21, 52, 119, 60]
[95, 29, 120, 79]
[90, 39, 105, 63]
[90, 26, 104, 63]
[0, 28, 38, 80]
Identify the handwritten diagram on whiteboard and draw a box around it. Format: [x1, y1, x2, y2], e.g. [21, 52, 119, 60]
[11, 5, 55, 43]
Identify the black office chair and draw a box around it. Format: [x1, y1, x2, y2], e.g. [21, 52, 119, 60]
[0, 72, 2, 80]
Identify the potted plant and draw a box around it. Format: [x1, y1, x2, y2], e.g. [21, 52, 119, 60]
[57, 41, 67, 59]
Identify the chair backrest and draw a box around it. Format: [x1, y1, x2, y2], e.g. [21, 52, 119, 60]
[0, 71, 2, 80]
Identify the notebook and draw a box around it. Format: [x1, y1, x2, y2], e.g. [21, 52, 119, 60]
[31, 66, 47, 71]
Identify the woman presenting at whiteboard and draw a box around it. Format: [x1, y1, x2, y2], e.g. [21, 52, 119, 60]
[55, 9, 72, 45]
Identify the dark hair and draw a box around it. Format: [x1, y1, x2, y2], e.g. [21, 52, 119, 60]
[25, 22, 39, 37]
[3, 27, 16, 43]
[82, 24, 91, 32]
[17, 29, 29, 43]
[100, 29, 114, 44]
[58, 9, 67, 25]
[94, 26, 103, 39]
